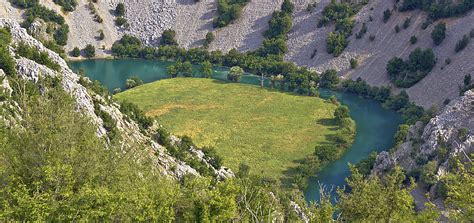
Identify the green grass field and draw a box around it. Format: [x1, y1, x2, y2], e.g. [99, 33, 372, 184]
[115, 78, 339, 179]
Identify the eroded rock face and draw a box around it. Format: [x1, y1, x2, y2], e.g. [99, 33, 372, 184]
[372, 90, 474, 175]
[0, 18, 223, 179]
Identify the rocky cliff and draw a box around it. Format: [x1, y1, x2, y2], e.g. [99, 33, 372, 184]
[0, 18, 233, 180]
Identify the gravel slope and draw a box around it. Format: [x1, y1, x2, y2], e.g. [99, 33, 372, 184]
[286, 0, 474, 108]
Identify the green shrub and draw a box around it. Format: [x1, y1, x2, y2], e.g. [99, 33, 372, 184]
[160, 29, 178, 46]
[431, 22, 446, 45]
[410, 35, 417, 44]
[454, 35, 469, 52]
[320, 69, 339, 89]
[115, 3, 125, 16]
[10, 0, 39, 8]
[386, 48, 436, 88]
[350, 58, 358, 69]
[83, 44, 95, 58]
[115, 17, 127, 27]
[125, 76, 144, 89]
[400, 0, 474, 20]
[326, 32, 348, 57]
[213, 0, 250, 28]
[0, 28, 15, 75]
[203, 32, 214, 47]
[119, 100, 153, 130]
[383, 9, 391, 23]
[355, 23, 367, 39]
[53, 0, 77, 11]
[71, 47, 80, 57]
[227, 66, 243, 82]
[403, 17, 411, 29]
[16, 42, 60, 71]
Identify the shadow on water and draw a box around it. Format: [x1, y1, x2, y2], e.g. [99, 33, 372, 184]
[69, 59, 403, 203]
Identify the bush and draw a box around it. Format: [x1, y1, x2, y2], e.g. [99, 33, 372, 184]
[334, 105, 350, 123]
[125, 76, 144, 89]
[410, 35, 417, 44]
[10, 0, 39, 8]
[265, 11, 292, 39]
[160, 29, 178, 46]
[53, 0, 77, 11]
[326, 32, 348, 57]
[386, 48, 436, 88]
[71, 47, 80, 57]
[227, 66, 243, 82]
[16, 42, 60, 71]
[395, 25, 400, 33]
[115, 3, 125, 16]
[355, 23, 367, 39]
[98, 29, 105, 40]
[281, 0, 294, 14]
[454, 35, 469, 52]
[320, 69, 339, 89]
[204, 32, 214, 47]
[0, 28, 15, 76]
[383, 9, 391, 23]
[403, 17, 411, 29]
[400, 0, 474, 20]
[119, 100, 153, 130]
[53, 24, 69, 46]
[83, 44, 95, 58]
[350, 58, 358, 69]
[369, 34, 375, 41]
[213, 0, 250, 28]
[431, 22, 446, 45]
[115, 17, 127, 27]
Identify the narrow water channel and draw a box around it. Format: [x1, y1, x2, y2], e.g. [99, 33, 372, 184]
[69, 59, 402, 202]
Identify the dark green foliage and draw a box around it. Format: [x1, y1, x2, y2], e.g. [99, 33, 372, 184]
[334, 105, 350, 122]
[431, 22, 446, 45]
[395, 25, 400, 33]
[115, 3, 125, 16]
[257, 37, 288, 57]
[204, 32, 214, 47]
[83, 44, 95, 58]
[326, 31, 348, 57]
[71, 46, 80, 57]
[400, 0, 474, 20]
[265, 11, 292, 39]
[383, 9, 391, 23]
[53, 24, 69, 46]
[342, 78, 428, 124]
[355, 22, 367, 39]
[160, 29, 178, 46]
[115, 17, 127, 26]
[93, 99, 117, 139]
[369, 34, 376, 41]
[98, 29, 105, 40]
[355, 151, 378, 176]
[119, 100, 153, 130]
[393, 124, 409, 146]
[386, 48, 436, 88]
[9, 0, 39, 8]
[16, 42, 60, 71]
[350, 58, 358, 68]
[403, 17, 411, 29]
[53, 0, 77, 11]
[0, 28, 16, 76]
[319, 69, 339, 89]
[464, 73, 471, 86]
[281, 0, 294, 14]
[454, 35, 469, 52]
[318, 1, 355, 27]
[111, 34, 142, 57]
[23, 4, 65, 26]
[410, 35, 417, 44]
[214, 0, 250, 28]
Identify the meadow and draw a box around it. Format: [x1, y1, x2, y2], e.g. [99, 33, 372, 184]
[115, 78, 339, 179]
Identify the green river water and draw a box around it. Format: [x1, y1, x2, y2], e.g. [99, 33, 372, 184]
[69, 59, 402, 202]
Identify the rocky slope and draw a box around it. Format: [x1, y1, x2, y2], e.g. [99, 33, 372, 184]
[0, 18, 233, 180]
[372, 89, 473, 210]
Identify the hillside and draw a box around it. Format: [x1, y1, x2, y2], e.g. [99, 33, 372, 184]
[1, 0, 472, 108]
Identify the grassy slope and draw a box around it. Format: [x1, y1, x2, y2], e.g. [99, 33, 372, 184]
[115, 78, 339, 179]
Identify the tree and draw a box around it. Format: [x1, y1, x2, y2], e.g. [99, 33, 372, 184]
[334, 105, 350, 122]
[410, 35, 417, 44]
[71, 47, 80, 57]
[125, 76, 143, 89]
[98, 29, 105, 40]
[454, 35, 469, 52]
[443, 160, 474, 221]
[326, 32, 348, 57]
[350, 58, 358, 69]
[167, 65, 178, 78]
[319, 69, 339, 89]
[83, 44, 95, 58]
[181, 61, 193, 77]
[431, 22, 446, 45]
[281, 0, 294, 14]
[115, 3, 125, 16]
[227, 66, 243, 82]
[204, 32, 214, 47]
[160, 29, 178, 46]
[200, 61, 212, 78]
[383, 9, 391, 23]
[464, 73, 471, 86]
